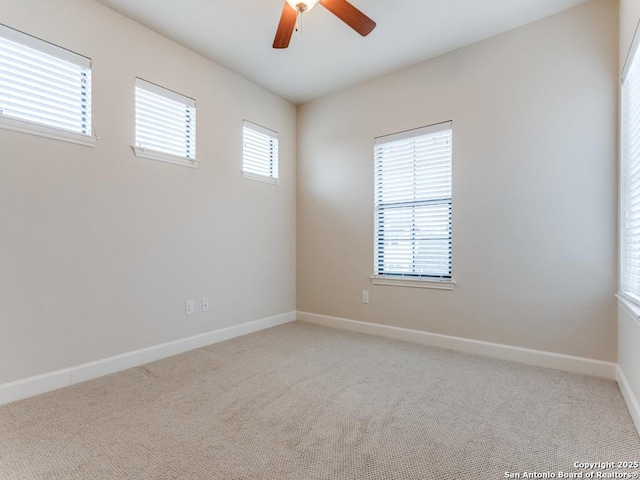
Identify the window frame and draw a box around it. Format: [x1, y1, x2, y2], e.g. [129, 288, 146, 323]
[372, 121, 455, 290]
[620, 29, 640, 308]
[133, 78, 198, 168]
[242, 120, 279, 185]
[0, 23, 96, 147]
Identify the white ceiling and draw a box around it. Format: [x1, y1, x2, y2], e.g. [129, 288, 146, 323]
[95, 0, 591, 105]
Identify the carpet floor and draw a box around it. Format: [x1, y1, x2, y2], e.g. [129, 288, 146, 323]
[0, 321, 639, 479]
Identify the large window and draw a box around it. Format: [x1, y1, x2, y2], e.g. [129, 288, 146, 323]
[621, 39, 640, 303]
[0, 24, 93, 145]
[242, 120, 279, 184]
[133, 78, 197, 168]
[374, 122, 453, 287]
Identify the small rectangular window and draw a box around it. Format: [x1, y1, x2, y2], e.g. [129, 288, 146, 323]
[0, 24, 94, 146]
[621, 37, 640, 303]
[133, 78, 197, 168]
[243, 120, 279, 184]
[374, 122, 453, 283]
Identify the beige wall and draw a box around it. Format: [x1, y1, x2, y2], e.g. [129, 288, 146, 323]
[0, 0, 622, 387]
[297, 0, 618, 361]
[619, 0, 640, 424]
[0, 0, 296, 384]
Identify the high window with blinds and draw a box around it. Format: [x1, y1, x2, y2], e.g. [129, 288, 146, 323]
[242, 120, 279, 184]
[0, 24, 93, 145]
[374, 122, 453, 283]
[621, 38, 640, 303]
[134, 78, 197, 168]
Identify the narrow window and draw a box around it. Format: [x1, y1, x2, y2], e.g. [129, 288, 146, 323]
[242, 120, 279, 184]
[621, 39, 640, 303]
[133, 78, 197, 168]
[374, 122, 453, 282]
[0, 24, 94, 145]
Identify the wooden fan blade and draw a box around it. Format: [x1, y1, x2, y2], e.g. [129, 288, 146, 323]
[320, 0, 376, 36]
[273, 3, 298, 49]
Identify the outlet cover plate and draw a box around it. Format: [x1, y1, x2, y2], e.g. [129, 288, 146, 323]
[186, 300, 195, 315]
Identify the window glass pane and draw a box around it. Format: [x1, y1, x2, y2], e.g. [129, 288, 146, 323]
[375, 123, 452, 279]
[0, 25, 92, 136]
[243, 120, 279, 180]
[621, 44, 640, 301]
[135, 78, 196, 160]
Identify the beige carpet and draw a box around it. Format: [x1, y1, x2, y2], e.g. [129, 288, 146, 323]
[0, 322, 639, 480]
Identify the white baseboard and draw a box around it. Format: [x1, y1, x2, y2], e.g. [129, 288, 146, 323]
[297, 311, 617, 380]
[617, 366, 640, 436]
[0, 311, 296, 406]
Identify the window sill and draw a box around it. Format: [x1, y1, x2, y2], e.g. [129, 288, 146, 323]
[132, 146, 199, 169]
[242, 171, 279, 185]
[0, 115, 97, 147]
[371, 275, 456, 290]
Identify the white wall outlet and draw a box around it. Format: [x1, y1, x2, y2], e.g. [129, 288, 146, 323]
[202, 298, 209, 312]
[185, 300, 195, 316]
[362, 290, 369, 304]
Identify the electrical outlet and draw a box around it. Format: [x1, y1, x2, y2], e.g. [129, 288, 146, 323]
[362, 290, 369, 304]
[185, 300, 194, 316]
[202, 298, 209, 312]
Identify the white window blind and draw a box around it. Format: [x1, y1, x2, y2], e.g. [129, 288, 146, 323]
[0, 24, 92, 139]
[621, 38, 640, 303]
[243, 120, 279, 183]
[374, 122, 453, 279]
[134, 78, 196, 166]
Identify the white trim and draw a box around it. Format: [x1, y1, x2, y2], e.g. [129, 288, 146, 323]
[617, 365, 640, 436]
[0, 311, 296, 406]
[371, 275, 455, 290]
[242, 171, 280, 185]
[0, 370, 73, 406]
[297, 311, 617, 379]
[132, 146, 199, 169]
[0, 114, 97, 147]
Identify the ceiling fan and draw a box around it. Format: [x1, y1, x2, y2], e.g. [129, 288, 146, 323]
[273, 0, 376, 49]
